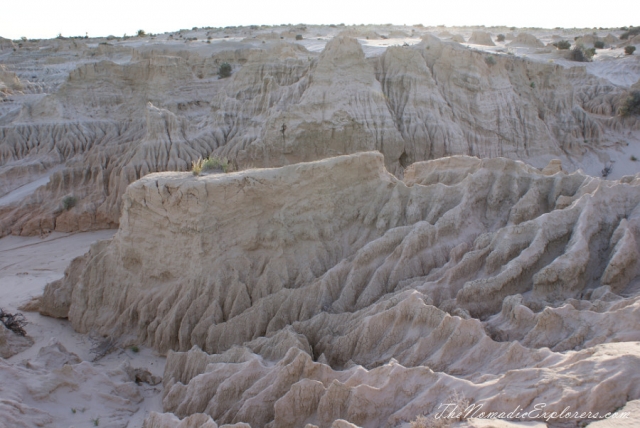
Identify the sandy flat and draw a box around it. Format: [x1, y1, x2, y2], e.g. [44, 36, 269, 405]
[0, 230, 165, 427]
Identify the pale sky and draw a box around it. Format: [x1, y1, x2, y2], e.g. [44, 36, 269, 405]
[2, 0, 637, 40]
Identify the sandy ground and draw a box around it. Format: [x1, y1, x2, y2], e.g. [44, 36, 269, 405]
[0, 230, 166, 427]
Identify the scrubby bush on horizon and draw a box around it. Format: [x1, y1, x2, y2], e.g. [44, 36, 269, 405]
[620, 27, 640, 40]
[137, 29, 146, 37]
[554, 40, 571, 50]
[217, 62, 232, 78]
[594, 40, 605, 49]
[625, 46, 636, 55]
[496, 34, 505, 42]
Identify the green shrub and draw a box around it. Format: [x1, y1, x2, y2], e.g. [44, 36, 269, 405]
[496, 34, 505, 42]
[137, 29, 146, 37]
[567, 46, 593, 62]
[625, 46, 636, 55]
[192, 156, 233, 175]
[619, 90, 640, 116]
[631, 155, 638, 162]
[530, 82, 536, 88]
[62, 196, 77, 210]
[217, 62, 232, 78]
[485, 55, 496, 66]
[554, 40, 571, 50]
[620, 26, 640, 40]
[130, 345, 140, 353]
[594, 40, 605, 49]
[202, 157, 218, 171]
[295, 34, 303, 40]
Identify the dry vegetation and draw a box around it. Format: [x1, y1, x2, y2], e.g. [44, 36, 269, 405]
[0, 308, 28, 336]
[191, 155, 233, 175]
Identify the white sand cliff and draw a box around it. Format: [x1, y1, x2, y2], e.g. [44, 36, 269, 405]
[1, 24, 639, 237]
[26, 152, 640, 427]
[1, 23, 640, 428]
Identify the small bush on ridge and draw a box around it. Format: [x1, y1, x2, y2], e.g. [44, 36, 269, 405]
[625, 46, 636, 55]
[567, 45, 593, 62]
[192, 156, 233, 175]
[218, 62, 232, 78]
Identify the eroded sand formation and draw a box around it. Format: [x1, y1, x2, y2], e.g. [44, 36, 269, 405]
[1, 26, 638, 237]
[506, 33, 545, 48]
[34, 151, 640, 427]
[2, 24, 640, 428]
